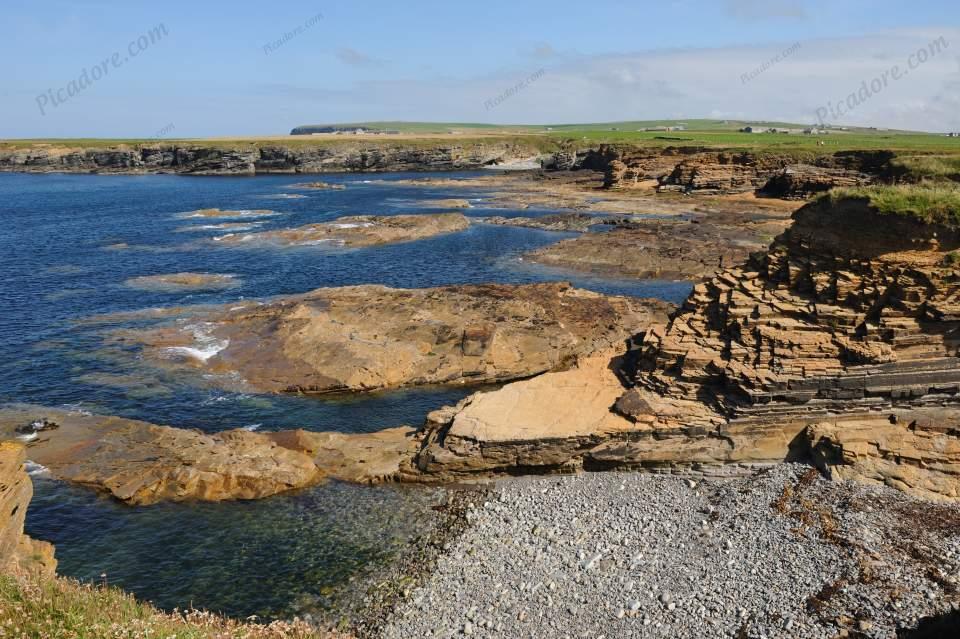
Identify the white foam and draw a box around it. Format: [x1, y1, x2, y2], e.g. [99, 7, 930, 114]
[15, 431, 38, 442]
[163, 323, 228, 363]
[330, 222, 374, 229]
[242, 423, 262, 432]
[25, 461, 49, 476]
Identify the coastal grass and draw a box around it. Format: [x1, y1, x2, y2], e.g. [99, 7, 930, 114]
[0, 573, 344, 639]
[891, 154, 960, 183]
[825, 184, 960, 228]
[3, 121, 959, 156]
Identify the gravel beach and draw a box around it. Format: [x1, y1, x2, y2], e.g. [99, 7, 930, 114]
[379, 465, 960, 638]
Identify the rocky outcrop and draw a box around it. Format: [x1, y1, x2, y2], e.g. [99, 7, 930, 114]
[0, 406, 321, 505]
[213, 213, 470, 248]
[112, 282, 674, 394]
[759, 164, 872, 199]
[0, 141, 542, 175]
[476, 213, 619, 233]
[413, 192, 960, 500]
[590, 146, 890, 195]
[0, 406, 436, 504]
[525, 208, 791, 281]
[0, 442, 56, 576]
[807, 414, 960, 501]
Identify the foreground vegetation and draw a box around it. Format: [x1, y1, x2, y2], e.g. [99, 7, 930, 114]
[825, 183, 960, 228]
[0, 574, 344, 639]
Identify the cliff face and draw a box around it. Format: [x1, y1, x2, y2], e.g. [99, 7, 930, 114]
[0, 141, 542, 175]
[0, 141, 897, 194]
[593, 146, 888, 197]
[0, 442, 55, 576]
[416, 195, 960, 500]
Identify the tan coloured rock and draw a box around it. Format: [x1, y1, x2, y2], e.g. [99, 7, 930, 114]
[807, 413, 960, 502]
[0, 406, 321, 505]
[414, 198, 472, 209]
[115, 282, 673, 394]
[0, 442, 56, 576]
[266, 427, 419, 484]
[412, 193, 960, 499]
[214, 213, 470, 248]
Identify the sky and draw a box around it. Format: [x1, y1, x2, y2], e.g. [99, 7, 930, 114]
[2, 0, 959, 137]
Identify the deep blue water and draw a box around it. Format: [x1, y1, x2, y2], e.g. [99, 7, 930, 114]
[1, 171, 692, 619]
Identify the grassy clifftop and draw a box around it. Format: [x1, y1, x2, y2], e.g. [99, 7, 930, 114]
[824, 184, 960, 228]
[0, 574, 346, 639]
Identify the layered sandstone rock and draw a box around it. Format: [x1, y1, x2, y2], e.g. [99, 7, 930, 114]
[213, 213, 470, 248]
[759, 164, 872, 199]
[0, 406, 426, 503]
[807, 413, 960, 501]
[114, 282, 673, 394]
[0, 442, 56, 576]
[414, 193, 960, 499]
[592, 146, 887, 195]
[525, 210, 789, 281]
[0, 406, 321, 505]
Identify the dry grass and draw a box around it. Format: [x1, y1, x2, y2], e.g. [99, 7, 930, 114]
[0, 573, 350, 639]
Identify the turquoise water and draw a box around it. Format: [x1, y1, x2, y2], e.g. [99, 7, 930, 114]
[1, 171, 692, 619]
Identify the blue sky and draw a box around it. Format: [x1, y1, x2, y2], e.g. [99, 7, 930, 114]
[2, 0, 959, 137]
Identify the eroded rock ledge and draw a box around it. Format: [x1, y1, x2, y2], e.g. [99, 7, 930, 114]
[112, 282, 673, 394]
[416, 193, 960, 501]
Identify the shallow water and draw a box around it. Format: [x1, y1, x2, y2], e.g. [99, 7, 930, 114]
[2, 171, 692, 619]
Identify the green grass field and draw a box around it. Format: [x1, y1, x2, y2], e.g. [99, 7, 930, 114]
[2, 120, 958, 158]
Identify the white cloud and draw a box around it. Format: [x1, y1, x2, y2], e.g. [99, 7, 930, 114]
[277, 29, 960, 132]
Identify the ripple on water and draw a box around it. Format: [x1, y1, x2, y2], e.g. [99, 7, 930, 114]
[25, 477, 447, 620]
[1, 170, 694, 620]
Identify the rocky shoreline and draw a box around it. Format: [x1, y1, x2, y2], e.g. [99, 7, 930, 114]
[0, 142, 905, 201]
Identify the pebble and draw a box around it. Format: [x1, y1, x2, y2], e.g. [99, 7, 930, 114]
[379, 465, 960, 639]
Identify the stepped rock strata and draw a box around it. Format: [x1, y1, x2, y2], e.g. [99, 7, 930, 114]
[416, 195, 960, 500]
[113, 282, 673, 394]
[595, 146, 888, 195]
[0, 442, 56, 576]
[214, 213, 470, 248]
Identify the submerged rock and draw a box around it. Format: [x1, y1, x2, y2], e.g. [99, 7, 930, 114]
[476, 213, 616, 232]
[175, 208, 280, 220]
[124, 272, 240, 292]
[292, 181, 346, 190]
[413, 198, 472, 209]
[112, 282, 673, 394]
[213, 213, 470, 248]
